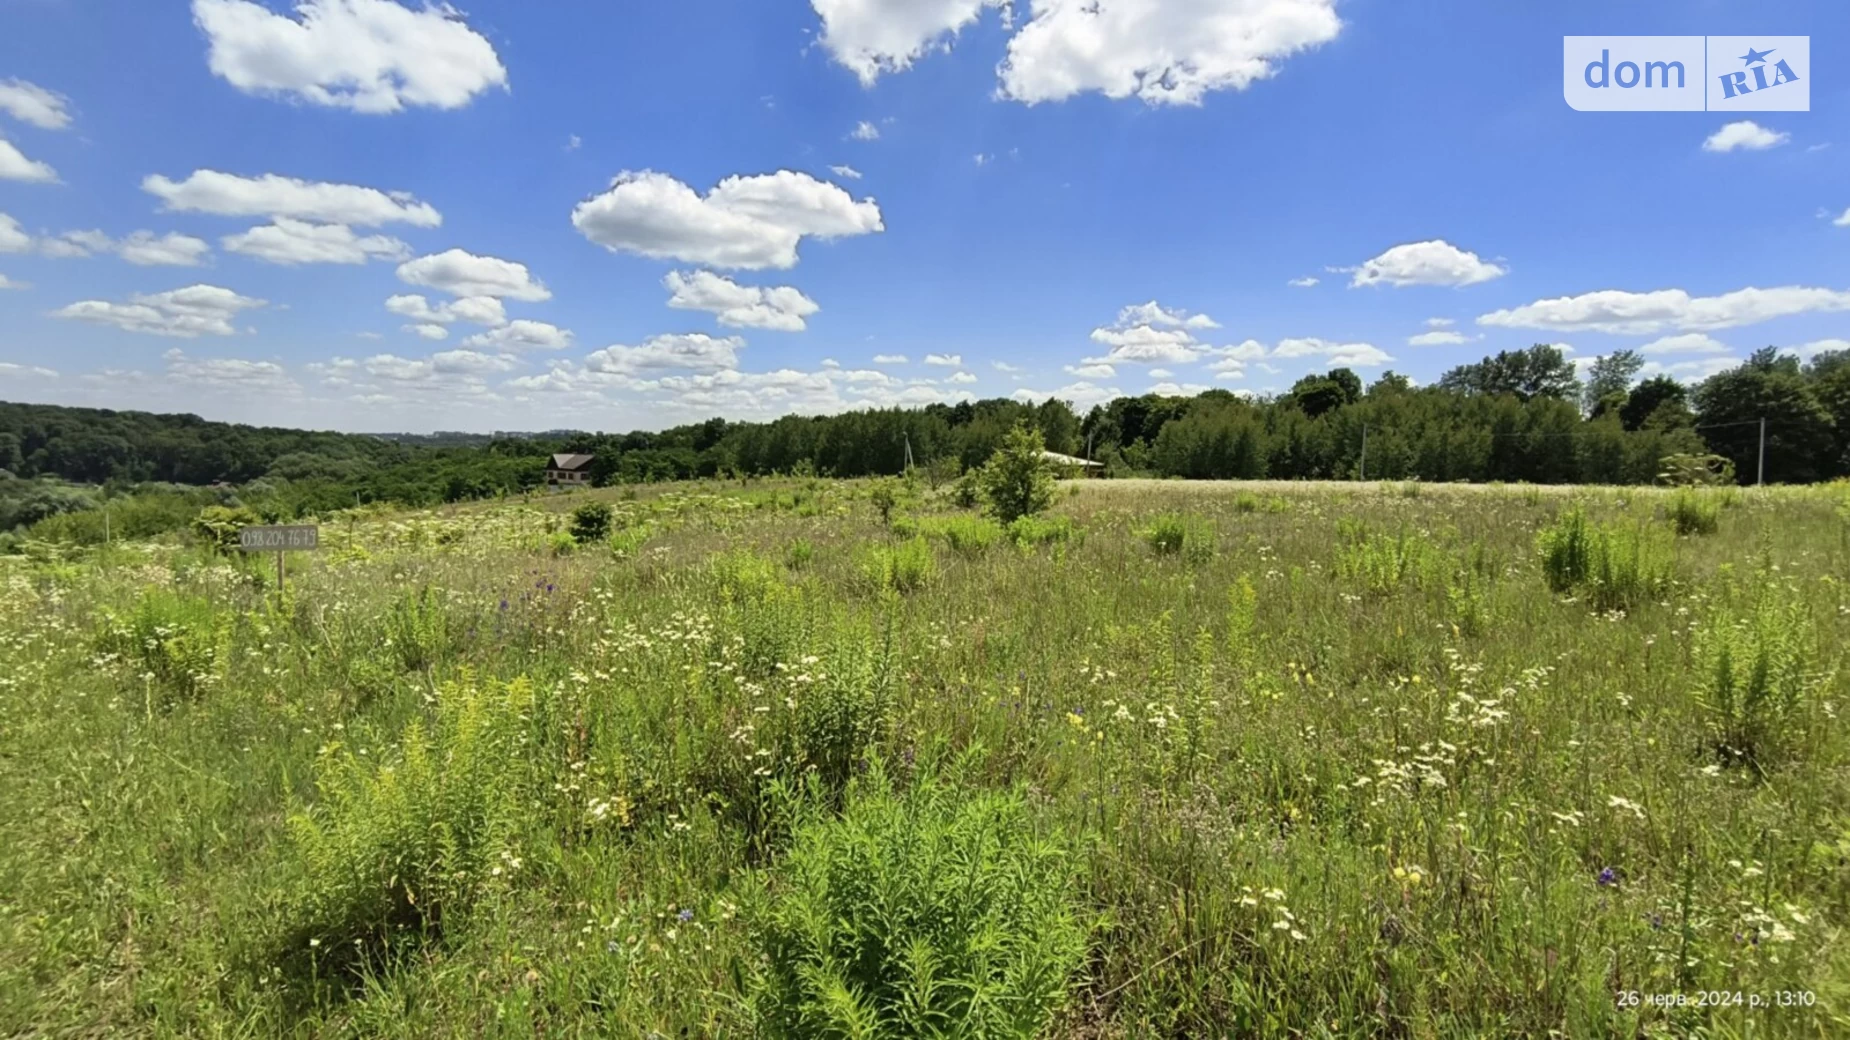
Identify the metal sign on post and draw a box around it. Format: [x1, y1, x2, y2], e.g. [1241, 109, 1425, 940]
[239, 525, 320, 593]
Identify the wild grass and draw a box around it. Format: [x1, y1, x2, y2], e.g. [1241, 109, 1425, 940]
[1, 480, 1847, 1037]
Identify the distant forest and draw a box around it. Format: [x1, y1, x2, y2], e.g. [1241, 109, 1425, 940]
[3, 344, 1847, 533]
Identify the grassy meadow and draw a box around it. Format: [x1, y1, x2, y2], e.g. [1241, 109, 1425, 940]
[2, 477, 1848, 1037]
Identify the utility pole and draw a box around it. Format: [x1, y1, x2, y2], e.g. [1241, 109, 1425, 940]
[1359, 423, 1368, 482]
[1757, 417, 1766, 487]
[903, 432, 914, 472]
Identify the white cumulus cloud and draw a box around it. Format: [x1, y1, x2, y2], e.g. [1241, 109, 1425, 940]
[396, 248, 549, 301]
[1639, 333, 1730, 356]
[191, 0, 508, 113]
[1351, 240, 1506, 288]
[1703, 120, 1788, 153]
[223, 217, 409, 264]
[998, 0, 1342, 106]
[53, 284, 266, 338]
[923, 353, 962, 366]
[0, 138, 57, 183]
[830, 164, 863, 179]
[385, 293, 506, 327]
[0, 79, 73, 130]
[461, 319, 574, 352]
[573, 169, 884, 270]
[872, 353, 907, 364]
[812, 0, 1005, 86]
[1408, 330, 1467, 346]
[1271, 337, 1393, 367]
[585, 333, 746, 376]
[404, 323, 447, 341]
[143, 169, 441, 226]
[0, 213, 30, 253]
[664, 270, 820, 331]
[1478, 285, 1850, 335]
[0, 275, 28, 291]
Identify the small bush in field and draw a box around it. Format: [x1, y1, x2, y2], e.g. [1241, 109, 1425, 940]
[784, 538, 814, 570]
[1537, 506, 1674, 610]
[977, 423, 1055, 524]
[859, 537, 936, 593]
[1697, 594, 1823, 773]
[546, 530, 576, 556]
[924, 514, 1004, 555]
[1008, 513, 1076, 548]
[1143, 513, 1214, 560]
[1538, 507, 1595, 592]
[1667, 490, 1720, 536]
[1335, 522, 1441, 595]
[98, 588, 229, 702]
[569, 501, 613, 544]
[384, 585, 453, 673]
[284, 673, 532, 966]
[748, 764, 1088, 1039]
[191, 504, 261, 554]
[868, 478, 900, 526]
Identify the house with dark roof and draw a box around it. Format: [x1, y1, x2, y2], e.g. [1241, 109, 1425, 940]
[545, 453, 595, 486]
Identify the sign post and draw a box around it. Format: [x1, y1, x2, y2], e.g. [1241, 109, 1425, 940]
[238, 525, 320, 595]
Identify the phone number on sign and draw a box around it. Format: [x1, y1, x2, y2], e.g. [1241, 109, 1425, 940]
[1617, 990, 1816, 1009]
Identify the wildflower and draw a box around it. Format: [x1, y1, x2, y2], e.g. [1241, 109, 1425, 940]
[1597, 867, 1618, 887]
[677, 907, 694, 922]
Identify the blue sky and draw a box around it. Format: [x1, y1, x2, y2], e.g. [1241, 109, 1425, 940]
[0, 0, 1846, 433]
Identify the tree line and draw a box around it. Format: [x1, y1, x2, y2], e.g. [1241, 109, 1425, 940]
[3, 343, 1847, 537]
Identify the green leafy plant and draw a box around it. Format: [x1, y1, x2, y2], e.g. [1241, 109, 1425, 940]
[1008, 514, 1076, 549]
[98, 588, 229, 703]
[1696, 594, 1823, 773]
[569, 501, 613, 544]
[1143, 513, 1214, 560]
[383, 585, 455, 674]
[1666, 490, 1720, 536]
[1537, 506, 1674, 610]
[868, 478, 901, 526]
[923, 514, 1004, 556]
[859, 537, 937, 593]
[1335, 522, 1441, 595]
[284, 673, 533, 966]
[977, 423, 1055, 524]
[748, 763, 1089, 1039]
[191, 504, 261, 554]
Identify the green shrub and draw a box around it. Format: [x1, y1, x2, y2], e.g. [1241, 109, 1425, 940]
[383, 585, 454, 674]
[859, 537, 937, 593]
[748, 765, 1089, 1039]
[1008, 514, 1076, 548]
[1537, 507, 1674, 611]
[868, 477, 901, 526]
[977, 423, 1055, 524]
[546, 530, 577, 556]
[192, 504, 261, 554]
[98, 588, 229, 703]
[1696, 595, 1823, 772]
[569, 501, 613, 544]
[1666, 490, 1720, 536]
[1335, 523, 1441, 595]
[1143, 513, 1214, 560]
[285, 673, 532, 964]
[923, 515, 1004, 555]
[794, 638, 890, 798]
[1538, 507, 1595, 593]
[784, 539, 815, 570]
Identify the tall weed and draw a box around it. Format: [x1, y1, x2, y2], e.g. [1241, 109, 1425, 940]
[748, 763, 1089, 1039]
